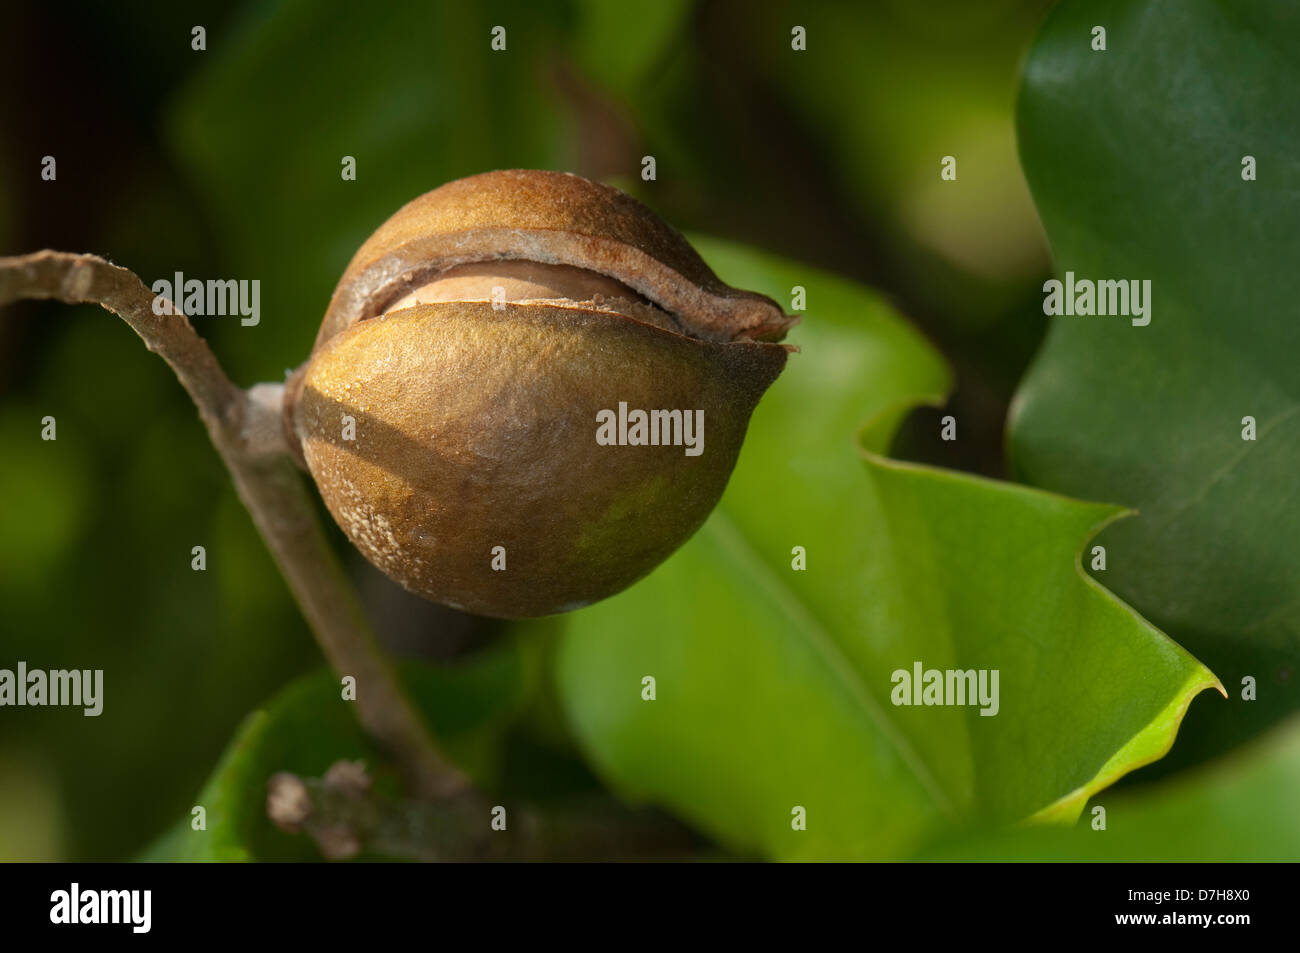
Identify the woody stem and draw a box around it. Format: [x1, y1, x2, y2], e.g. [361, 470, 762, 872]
[0, 250, 469, 798]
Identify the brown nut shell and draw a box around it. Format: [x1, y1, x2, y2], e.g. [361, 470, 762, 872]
[292, 169, 795, 619]
[295, 301, 787, 618]
[316, 169, 797, 348]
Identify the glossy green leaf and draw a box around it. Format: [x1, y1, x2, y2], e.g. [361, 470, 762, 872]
[546, 238, 1220, 861]
[1008, 0, 1300, 767]
[916, 714, 1300, 862]
[140, 646, 526, 862]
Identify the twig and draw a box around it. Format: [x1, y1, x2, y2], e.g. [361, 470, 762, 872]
[268, 761, 699, 862]
[0, 250, 468, 798]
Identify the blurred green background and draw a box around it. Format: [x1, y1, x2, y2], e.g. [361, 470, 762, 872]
[0, 0, 1059, 860]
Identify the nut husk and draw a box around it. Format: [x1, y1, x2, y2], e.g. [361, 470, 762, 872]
[289, 170, 795, 618]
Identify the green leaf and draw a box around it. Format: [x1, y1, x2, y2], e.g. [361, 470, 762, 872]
[1008, 0, 1300, 766]
[140, 646, 526, 862]
[545, 238, 1220, 861]
[915, 714, 1300, 862]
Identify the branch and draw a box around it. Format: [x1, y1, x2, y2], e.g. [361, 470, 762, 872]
[268, 762, 699, 862]
[0, 250, 243, 437]
[0, 250, 468, 798]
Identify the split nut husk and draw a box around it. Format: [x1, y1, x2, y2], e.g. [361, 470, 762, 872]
[287, 169, 795, 618]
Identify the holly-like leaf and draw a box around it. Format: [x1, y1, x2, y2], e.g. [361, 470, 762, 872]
[546, 238, 1220, 861]
[916, 714, 1300, 862]
[1008, 0, 1300, 767]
